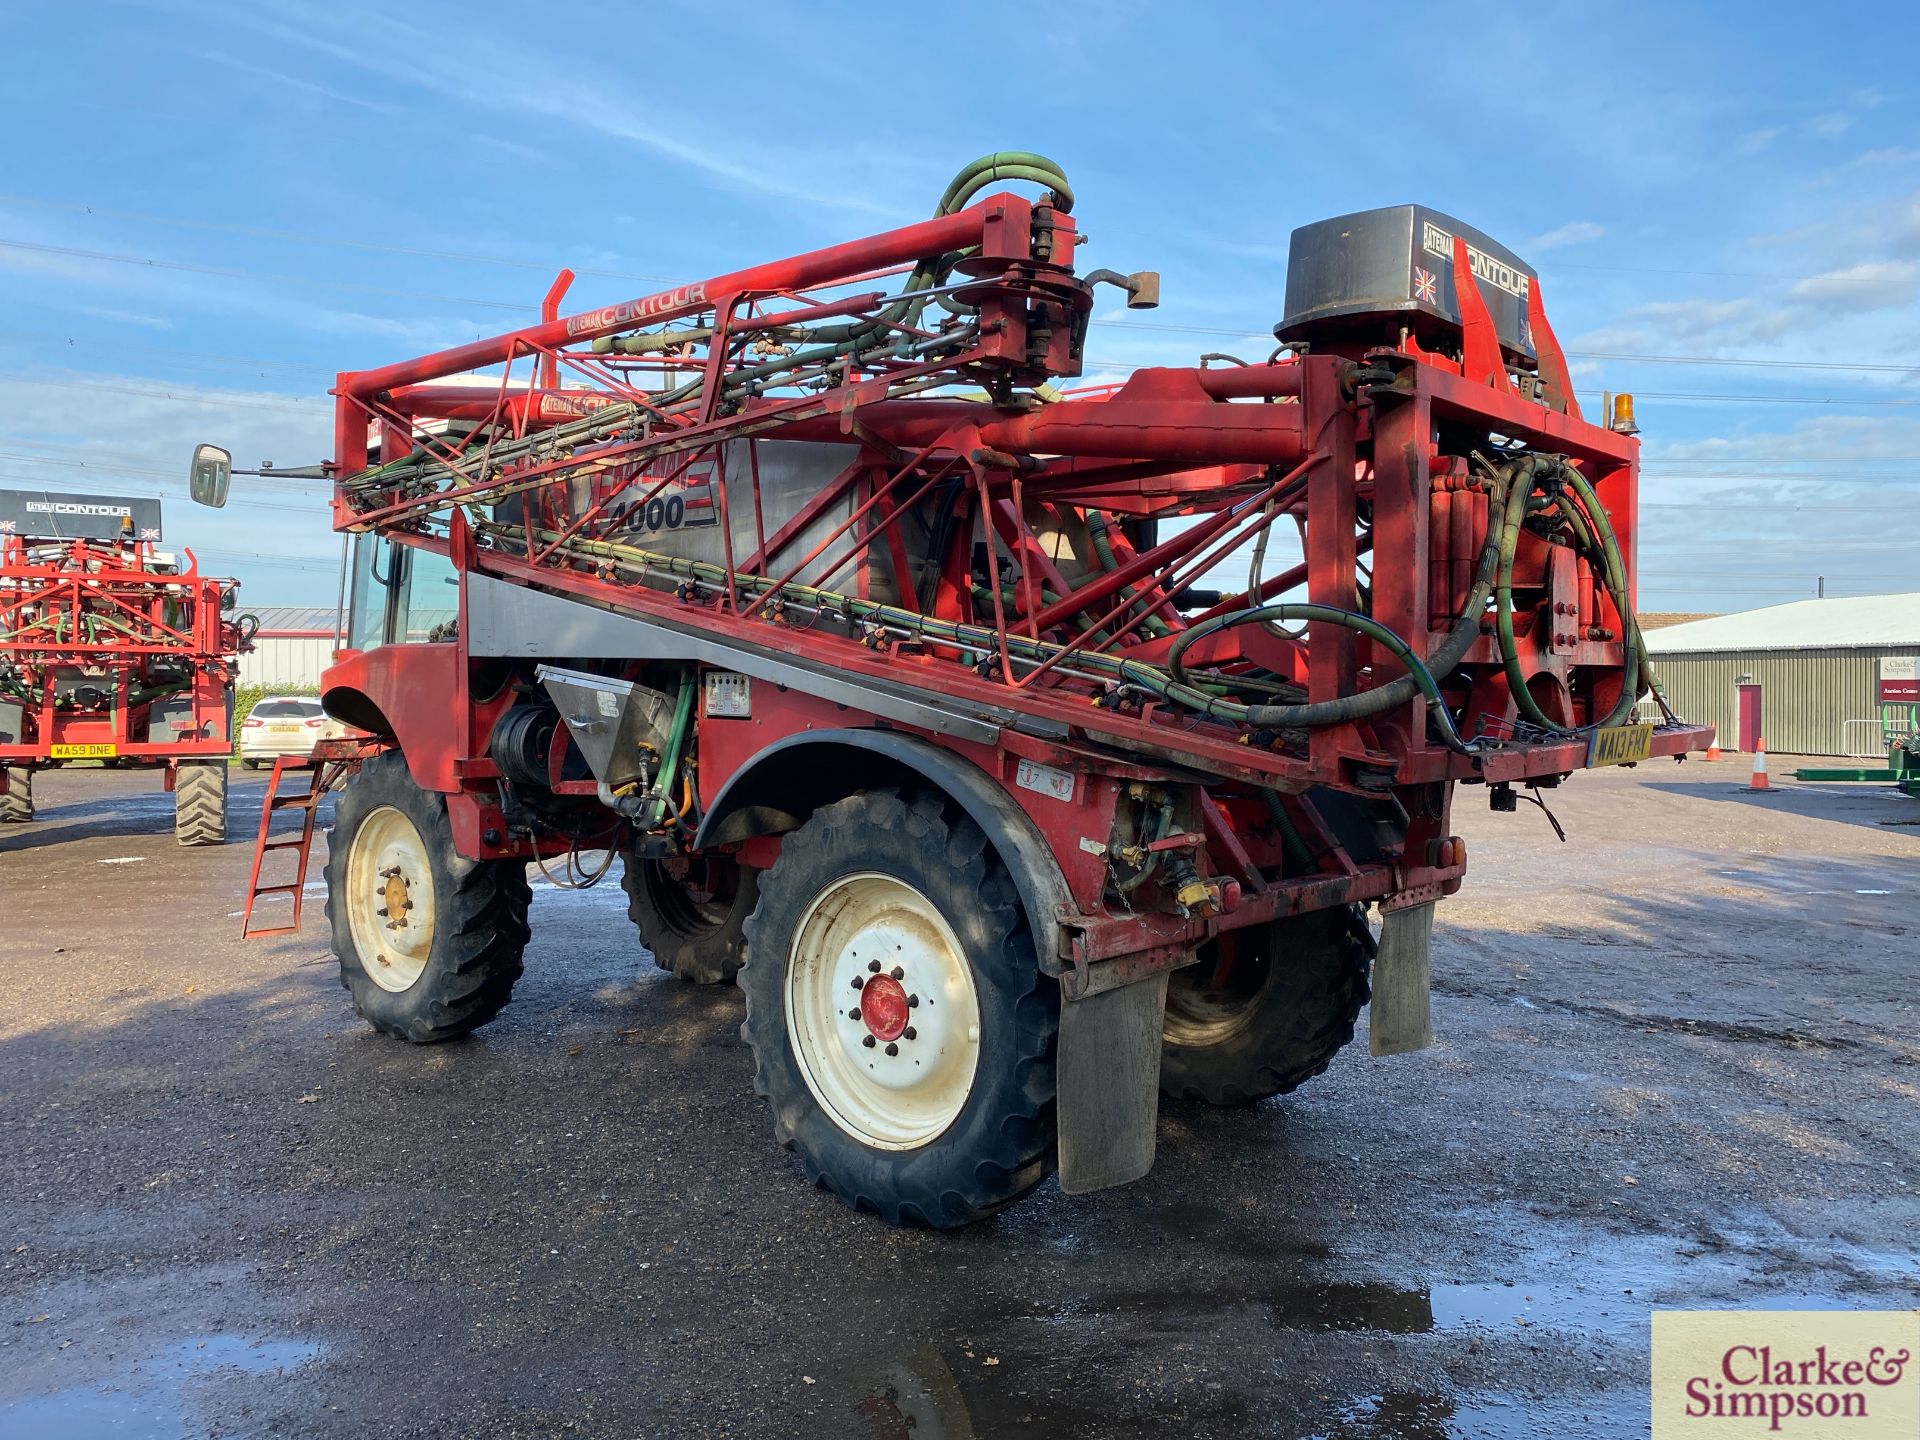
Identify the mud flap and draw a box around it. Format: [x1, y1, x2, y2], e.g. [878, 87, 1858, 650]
[1056, 971, 1169, 1194]
[1369, 900, 1435, 1056]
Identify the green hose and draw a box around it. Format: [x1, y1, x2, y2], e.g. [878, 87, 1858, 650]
[1166, 602, 1475, 752]
[642, 673, 697, 830]
[1558, 466, 1662, 725]
[935, 152, 1074, 216]
[1085, 511, 1172, 639]
[1493, 460, 1649, 733]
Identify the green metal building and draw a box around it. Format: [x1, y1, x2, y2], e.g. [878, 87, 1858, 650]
[1644, 593, 1920, 757]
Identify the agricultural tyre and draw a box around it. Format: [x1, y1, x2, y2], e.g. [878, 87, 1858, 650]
[1159, 904, 1374, 1106]
[0, 767, 31, 823]
[739, 789, 1057, 1227]
[324, 751, 531, 1042]
[173, 761, 229, 846]
[620, 853, 758, 984]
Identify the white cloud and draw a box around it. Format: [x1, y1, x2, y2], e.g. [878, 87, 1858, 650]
[77, 306, 176, 331]
[1629, 297, 1796, 347]
[214, 2, 910, 219]
[1528, 220, 1605, 252]
[1843, 147, 1920, 170]
[1785, 259, 1920, 313]
[198, 49, 397, 113]
[1736, 128, 1782, 156]
[1807, 112, 1854, 139]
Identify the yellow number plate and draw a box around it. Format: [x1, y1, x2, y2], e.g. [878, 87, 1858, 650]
[1587, 723, 1652, 768]
[50, 742, 118, 759]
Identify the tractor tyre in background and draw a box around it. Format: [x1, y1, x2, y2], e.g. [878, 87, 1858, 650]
[324, 751, 531, 1043]
[1159, 904, 1374, 1106]
[739, 789, 1058, 1228]
[620, 853, 758, 984]
[0, 767, 32, 823]
[173, 761, 229, 846]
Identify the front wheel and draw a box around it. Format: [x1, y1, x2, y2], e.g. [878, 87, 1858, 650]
[323, 752, 531, 1042]
[1159, 905, 1374, 1106]
[739, 790, 1057, 1227]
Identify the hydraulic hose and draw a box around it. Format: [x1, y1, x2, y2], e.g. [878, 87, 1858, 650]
[1167, 603, 1476, 753]
[641, 674, 697, 831]
[1557, 466, 1668, 724]
[1165, 458, 1522, 736]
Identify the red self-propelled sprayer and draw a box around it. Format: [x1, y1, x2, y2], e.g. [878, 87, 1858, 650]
[1, 490, 249, 840]
[198, 154, 1709, 1225]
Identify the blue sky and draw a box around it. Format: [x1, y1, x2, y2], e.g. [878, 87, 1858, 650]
[3, 1, 1917, 610]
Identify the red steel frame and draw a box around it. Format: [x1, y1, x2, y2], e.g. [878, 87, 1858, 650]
[0, 535, 241, 768]
[307, 188, 1710, 972]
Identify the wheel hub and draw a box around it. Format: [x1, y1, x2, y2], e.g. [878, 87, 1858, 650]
[380, 870, 412, 929]
[856, 973, 910, 1042]
[344, 805, 437, 993]
[783, 872, 982, 1150]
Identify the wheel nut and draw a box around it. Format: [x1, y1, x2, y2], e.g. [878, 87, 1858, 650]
[903, 1027, 917, 1041]
[885, 1042, 899, 1056]
[862, 1035, 876, 1048]
[867, 959, 881, 973]
[907, 994, 919, 1008]
[850, 976, 863, 990]
[890, 966, 904, 981]
[849, 1008, 862, 1021]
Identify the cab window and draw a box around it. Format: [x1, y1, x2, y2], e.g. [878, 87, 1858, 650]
[344, 535, 459, 647]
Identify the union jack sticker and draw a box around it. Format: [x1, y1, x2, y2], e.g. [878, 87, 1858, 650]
[1412, 266, 1439, 305]
[139, 527, 160, 540]
[0, 520, 15, 533]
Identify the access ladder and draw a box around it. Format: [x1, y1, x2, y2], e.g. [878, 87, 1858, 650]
[238, 739, 367, 938]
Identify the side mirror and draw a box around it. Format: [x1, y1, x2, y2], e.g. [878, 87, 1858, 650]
[189, 443, 232, 508]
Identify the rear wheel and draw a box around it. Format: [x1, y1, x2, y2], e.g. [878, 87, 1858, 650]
[620, 853, 757, 984]
[324, 751, 530, 1042]
[0, 767, 31, 823]
[739, 790, 1057, 1227]
[1159, 905, 1373, 1106]
[173, 761, 228, 846]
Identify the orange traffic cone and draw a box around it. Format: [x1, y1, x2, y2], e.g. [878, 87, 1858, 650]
[1748, 739, 1770, 791]
[1705, 738, 1721, 762]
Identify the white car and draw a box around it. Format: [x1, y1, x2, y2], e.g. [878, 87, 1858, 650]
[238, 696, 343, 767]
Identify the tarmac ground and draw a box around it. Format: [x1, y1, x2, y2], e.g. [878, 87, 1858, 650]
[2, 756, 1916, 1438]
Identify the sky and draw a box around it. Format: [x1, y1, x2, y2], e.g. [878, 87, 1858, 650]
[2, 1, 1917, 612]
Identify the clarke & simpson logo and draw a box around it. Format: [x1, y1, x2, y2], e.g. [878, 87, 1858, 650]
[1653, 1311, 1919, 1437]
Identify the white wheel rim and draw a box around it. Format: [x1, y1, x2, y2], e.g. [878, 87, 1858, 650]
[783, 873, 982, 1151]
[344, 805, 436, 993]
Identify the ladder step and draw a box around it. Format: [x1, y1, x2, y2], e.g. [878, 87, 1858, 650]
[248, 883, 305, 896]
[261, 840, 310, 852]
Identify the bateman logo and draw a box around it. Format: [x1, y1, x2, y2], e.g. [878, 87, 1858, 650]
[1653, 1311, 1919, 1438]
[1420, 220, 1531, 303]
[564, 282, 708, 338]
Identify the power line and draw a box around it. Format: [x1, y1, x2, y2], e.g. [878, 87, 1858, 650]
[0, 373, 318, 413]
[0, 193, 680, 285]
[0, 470, 322, 515]
[8, 228, 1919, 379]
[0, 237, 532, 313]
[0, 447, 330, 488]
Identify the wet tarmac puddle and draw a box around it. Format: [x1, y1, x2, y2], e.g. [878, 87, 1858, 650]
[0, 1334, 319, 1440]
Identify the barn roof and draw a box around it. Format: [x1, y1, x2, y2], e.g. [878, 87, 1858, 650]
[245, 605, 336, 634]
[1643, 592, 1920, 654]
